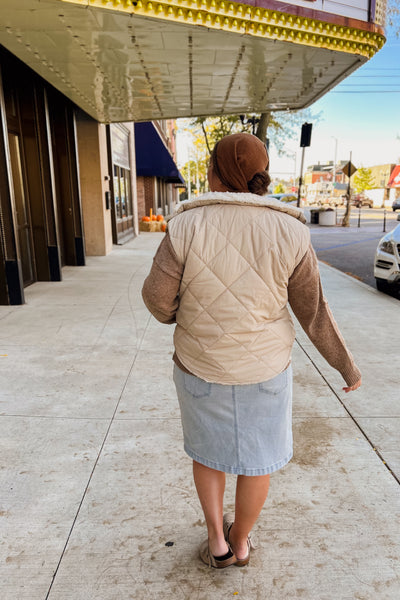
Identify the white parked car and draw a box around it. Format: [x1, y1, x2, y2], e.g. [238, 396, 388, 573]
[374, 223, 400, 292]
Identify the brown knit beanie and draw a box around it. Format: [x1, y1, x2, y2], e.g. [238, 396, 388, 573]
[208, 133, 269, 193]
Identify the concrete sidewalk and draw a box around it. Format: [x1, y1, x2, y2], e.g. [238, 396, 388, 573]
[1, 232, 399, 600]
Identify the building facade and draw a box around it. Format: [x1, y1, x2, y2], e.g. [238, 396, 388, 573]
[0, 47, 85, 304]
[367, 164, 396, 190]
[304, 161, 348, 203]
[0, 0, 388, 304]
[135, 121, 184, 220]
[0, 47, 182, 304]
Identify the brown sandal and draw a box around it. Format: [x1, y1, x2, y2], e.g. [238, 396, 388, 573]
[199, 539, 237, 568]
[223, 512, 255, 567]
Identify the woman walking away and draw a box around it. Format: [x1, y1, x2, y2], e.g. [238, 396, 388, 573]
[142, 133, 361, 569]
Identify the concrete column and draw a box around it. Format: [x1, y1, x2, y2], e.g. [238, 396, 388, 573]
[75, 114, 113, 256]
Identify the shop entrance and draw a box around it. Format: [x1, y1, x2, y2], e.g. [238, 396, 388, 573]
[108, 124, 134, 244]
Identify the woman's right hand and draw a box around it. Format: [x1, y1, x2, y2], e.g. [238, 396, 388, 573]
[343, 378, 362, 394]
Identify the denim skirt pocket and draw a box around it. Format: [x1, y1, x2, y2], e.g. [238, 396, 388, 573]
[257, 368, 290, 417]
[258, 367, 289, 395]
[183, 372, 212, 399]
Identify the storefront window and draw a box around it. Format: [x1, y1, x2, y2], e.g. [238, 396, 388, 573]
[120, 168, 126, 217]
[124, 169, 132, 217]
[113, 164, 121, 219]
[109, 124, 134, 243]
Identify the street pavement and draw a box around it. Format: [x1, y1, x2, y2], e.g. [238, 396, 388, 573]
[1, 231, 399, 599]
[310, 208, 400, 294]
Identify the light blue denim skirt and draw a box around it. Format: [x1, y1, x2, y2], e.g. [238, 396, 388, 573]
[173, 364, 293, 476]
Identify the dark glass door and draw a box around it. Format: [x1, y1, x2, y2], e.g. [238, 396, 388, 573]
[7, 132, 35, 285]
[113, 164, 133, 241]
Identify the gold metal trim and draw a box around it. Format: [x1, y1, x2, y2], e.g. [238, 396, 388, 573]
[59, 0, 385, 58]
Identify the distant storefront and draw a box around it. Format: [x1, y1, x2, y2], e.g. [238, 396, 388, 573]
[387, 165, 400, 201]
[135, 122, 185, 219]
[108, 124, 135, 244]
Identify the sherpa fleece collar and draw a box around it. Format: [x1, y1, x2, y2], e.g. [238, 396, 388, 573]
[173, 191, 306, 224]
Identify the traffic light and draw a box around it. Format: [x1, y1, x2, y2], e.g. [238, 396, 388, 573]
[300, 123, 312, 148]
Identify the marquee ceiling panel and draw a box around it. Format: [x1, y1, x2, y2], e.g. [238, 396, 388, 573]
[0, 0, 385, 122]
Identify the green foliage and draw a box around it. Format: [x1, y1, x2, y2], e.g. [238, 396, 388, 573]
[180, 158, 208, 196]
[273, 182, 286, 194]
[177, 116, 247, 194]
[353, 167, 374, 193]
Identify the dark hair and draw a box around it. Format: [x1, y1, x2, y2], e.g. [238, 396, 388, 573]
[247, 171, 271, 196]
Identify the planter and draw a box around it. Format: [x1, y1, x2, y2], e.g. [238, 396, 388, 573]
[319, 210, 336, 226]
[304, 208, 320, 224]
[139, 221, 158, 232]
[139, 220, 166, 232]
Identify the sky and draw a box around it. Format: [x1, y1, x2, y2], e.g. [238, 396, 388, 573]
[177, 24, 400, 181]
[269, 27, 400, 180]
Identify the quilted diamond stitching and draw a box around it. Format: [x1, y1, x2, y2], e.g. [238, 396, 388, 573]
[170, 202, 307, 381]
[186, 224, 286, 320]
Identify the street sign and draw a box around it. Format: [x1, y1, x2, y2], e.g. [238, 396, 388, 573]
[341, 161, 357, 177]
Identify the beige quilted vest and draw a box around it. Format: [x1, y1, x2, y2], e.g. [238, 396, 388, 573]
[168, 192, 310, 385]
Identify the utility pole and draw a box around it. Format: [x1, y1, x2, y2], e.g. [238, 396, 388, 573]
[342, 152, 357, 227]
[297, 149, 306, 208]
[331, 136, 338, 196]
[297, 123, 312, 207]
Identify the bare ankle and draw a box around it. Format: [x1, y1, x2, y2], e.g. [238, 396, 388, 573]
[229, 523, 249, 544]
[229, 524, 250, 559]
[208, 534, 229, 557]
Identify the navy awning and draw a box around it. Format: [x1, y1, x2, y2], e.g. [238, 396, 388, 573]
[134, 122, 185, 185]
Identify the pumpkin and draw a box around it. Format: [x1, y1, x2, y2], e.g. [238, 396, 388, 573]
[161, 223, 167, 232]
[151, 215, 157, 221]
[156, 214, 164, 221]
[141, 216, 150, 222]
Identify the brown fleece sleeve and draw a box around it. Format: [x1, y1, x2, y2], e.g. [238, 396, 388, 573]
[288, 244, 361, 387]
[141, 233, 183, 324]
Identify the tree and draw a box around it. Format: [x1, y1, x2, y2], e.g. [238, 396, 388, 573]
[255, 113, 270, 143]
[178, 108, 320, 194]
[180, 157, 208, 197]
[388, 0, 400, 31]
[273, 182, 286, 194]
[353, 167, 374, 193]
[178, 116, 249, 195]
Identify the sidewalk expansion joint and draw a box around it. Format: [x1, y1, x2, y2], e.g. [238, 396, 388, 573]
[0, 413, 113, 420]
[44, 311, 153, 600]
[294, 338, 400, 487]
